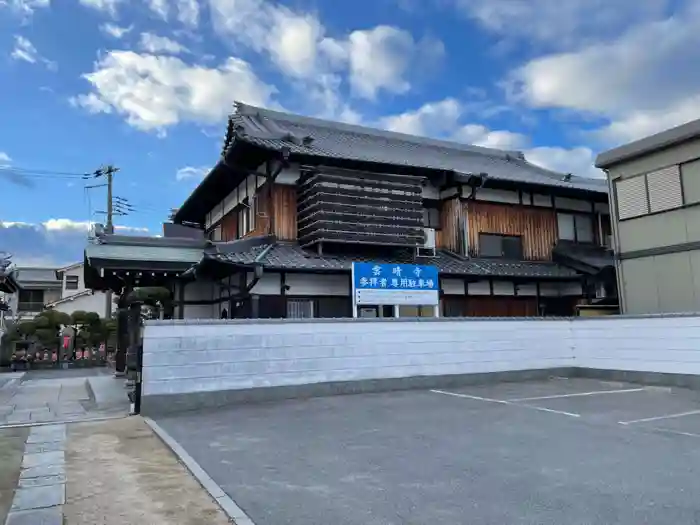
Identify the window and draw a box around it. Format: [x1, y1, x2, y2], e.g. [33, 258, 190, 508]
[557, 213, 594, 243]
[65, 275, 79, 290]
[237, 197, 257, 238]
[479, 234, 523, 260]
[18, 289, 44, 312]
[423, 207, 440, 229]
[615, 165, 683, 220]
[287, 299, 314, 318]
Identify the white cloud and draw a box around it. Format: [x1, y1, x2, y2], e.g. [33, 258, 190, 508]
[380, 98, 527, 150]
[508, 2, 700, 145]
[454, 0, 672, 49]
[69, 92, 112, 114]
[0, 0, 49, 17]
[380, 99, 603, 178]
[453, 125, 528, 150]
[139, 33, 189, 55]
[208, 0, 442, 103]
[176, 0, 199, 27]
[0, 219, 149, 267]
[175, 166, 208, 181]
[0, 152, 11, 165]
[145, 0, 167, 19]
[525, 147, 604, 179]
[143, 0, 199, 26]
[10, 35, 38, 63]
[72, 51, 276, 132]
[380, 98, 462, 136]
[78, 0, 123, 16]
[10, 35, 56, 70]
[100, 23, 132, 39]
[343, 27, 444, 99]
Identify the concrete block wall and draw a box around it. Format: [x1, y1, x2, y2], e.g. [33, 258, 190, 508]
[141, 314, 700, 413]
[573, 315, 700, 375]
[142, 318, 576, 397]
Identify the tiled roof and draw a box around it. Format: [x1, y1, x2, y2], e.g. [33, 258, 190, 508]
[86, 241, 203, 264]
[552, 241, 614, 272]
[14, 267, 61, 287]
[229, 103, 607, 194]
[219, 241, 580, 280]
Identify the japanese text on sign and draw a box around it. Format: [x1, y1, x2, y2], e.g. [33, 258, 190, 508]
[352, 262, 439, 306]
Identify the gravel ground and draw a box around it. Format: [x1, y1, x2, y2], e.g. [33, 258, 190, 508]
[64, 417, 232, 525]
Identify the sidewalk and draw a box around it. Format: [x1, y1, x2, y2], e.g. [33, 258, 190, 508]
[0, 369, 129, 426]
[2, 417, 233, 525]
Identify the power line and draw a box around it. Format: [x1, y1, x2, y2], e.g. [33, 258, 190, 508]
[0, 165, 89, 178]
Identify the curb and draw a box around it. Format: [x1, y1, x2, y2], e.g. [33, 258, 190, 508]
[84, 378, 97, 404]
[143, 417, 256, 525]
[0, 414, 128, 430]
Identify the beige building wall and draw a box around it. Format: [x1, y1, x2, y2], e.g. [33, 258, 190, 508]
[607, 136, 700, 314]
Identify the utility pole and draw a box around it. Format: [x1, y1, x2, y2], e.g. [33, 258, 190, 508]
[86, 165, 119, 234]
[87, 165, 120, 323]
[104, 165, 118, 234]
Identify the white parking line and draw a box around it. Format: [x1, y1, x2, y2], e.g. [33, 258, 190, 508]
[430, 389, 581, 418]
[507, 388, 647, 402]
[619, 409, 700, 425]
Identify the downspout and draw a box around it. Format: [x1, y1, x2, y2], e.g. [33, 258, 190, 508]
[244, 242, 275, 294]
[604, 167, 626, 313]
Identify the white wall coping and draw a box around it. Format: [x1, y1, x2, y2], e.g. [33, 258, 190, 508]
[145, 312, 700, 326]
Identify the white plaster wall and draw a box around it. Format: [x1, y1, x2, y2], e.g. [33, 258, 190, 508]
[142, 319, 576, 396]
[182, 281, 216, 319]
[53, 292, 109, 317]
[286, 273, 349, 296]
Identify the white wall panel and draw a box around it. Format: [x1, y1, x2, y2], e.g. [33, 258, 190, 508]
[286, 273, 349, 296]
[441, 278, 465, 295]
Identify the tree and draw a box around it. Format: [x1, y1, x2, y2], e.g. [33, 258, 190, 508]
[33, 310, 70, 348]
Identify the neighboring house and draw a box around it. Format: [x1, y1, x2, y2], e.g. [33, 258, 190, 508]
[6, 268, 62, 321]
[85, 102, 615, 319]
[596, 118, 700, 314]
[0, 263, 111, 321]
[49, 262, 112, 318]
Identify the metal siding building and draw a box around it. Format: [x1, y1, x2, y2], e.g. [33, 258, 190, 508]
[596, 119, 700, 314]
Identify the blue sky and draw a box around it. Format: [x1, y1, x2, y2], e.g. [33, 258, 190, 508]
[1, 0, 698, 266]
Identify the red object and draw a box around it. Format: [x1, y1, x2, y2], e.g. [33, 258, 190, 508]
[76, 350, 83, 359]
[63, 336, 71, 349]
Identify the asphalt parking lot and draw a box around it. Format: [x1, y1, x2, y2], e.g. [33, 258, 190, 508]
[156, 377, 700, 525]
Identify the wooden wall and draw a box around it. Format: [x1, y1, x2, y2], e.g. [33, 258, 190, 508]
[437, 198, 460, 251]
[221, 211, 237, 241]
[217, 184, 296, 241]
[272, 184, 297, 240]
[465, 201, 557, 260]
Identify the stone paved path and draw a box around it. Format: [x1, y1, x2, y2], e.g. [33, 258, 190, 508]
[5, 423, 66, 524]
[0, 369, 129, 427]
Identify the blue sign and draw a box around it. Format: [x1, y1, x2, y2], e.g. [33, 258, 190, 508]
[352, 262, 439, 306]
